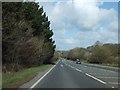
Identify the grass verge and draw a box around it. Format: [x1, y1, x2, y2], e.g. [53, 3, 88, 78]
[2, 64, 53, 88]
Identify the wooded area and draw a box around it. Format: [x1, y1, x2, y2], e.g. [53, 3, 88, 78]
[59, 41, 120, 67]
[2, 2, 56, 72]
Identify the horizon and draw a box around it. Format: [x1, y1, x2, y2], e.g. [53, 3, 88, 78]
[55, 42, 119, 51]
[36, 0, 118, 51]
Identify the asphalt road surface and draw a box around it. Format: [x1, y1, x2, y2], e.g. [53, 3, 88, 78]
[31, 58, 119, 88]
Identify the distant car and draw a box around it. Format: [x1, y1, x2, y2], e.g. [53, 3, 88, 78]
[76, 59, 81, 64]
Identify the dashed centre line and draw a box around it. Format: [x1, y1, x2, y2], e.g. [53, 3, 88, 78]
[62, 61, 119, 88]
[63, 61, 107, 85]
[61, 64, 63, 67]
[75, 68, 82, 72]
[85, 73, 106, 84]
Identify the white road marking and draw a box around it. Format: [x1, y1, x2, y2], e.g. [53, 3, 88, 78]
[85, 73, 106, 84]
[30, 60, 59, 89]
[56, 60, 60, 65]
[75, 68, 82, 72]
[69, 65, 73, 68]
[112, 86, 115, 88]
[64, 63, 82, 73]
[64, 61, 118, 88]
[68, 65, 71, 67]
[61, 64, 63, 67]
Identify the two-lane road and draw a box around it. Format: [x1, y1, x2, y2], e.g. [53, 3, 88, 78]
[63, 59, 119, 88]
[30, 58, 119, 88]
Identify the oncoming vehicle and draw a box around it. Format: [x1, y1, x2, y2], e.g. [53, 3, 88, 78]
[76, 59, 81, 64]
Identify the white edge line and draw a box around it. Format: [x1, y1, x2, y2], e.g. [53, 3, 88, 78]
[30, 60, 59, 89]
[62, 62, 108, 85]
[85, 73, 106, 84]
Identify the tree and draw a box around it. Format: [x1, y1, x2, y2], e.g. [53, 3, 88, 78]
[88, 46, 112, 64]
[2, 2, 56, 72]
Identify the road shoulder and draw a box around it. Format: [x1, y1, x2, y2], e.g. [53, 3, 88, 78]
[19, 65, 53, 88]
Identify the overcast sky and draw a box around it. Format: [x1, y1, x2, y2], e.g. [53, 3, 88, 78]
[36, 0, 118, 51]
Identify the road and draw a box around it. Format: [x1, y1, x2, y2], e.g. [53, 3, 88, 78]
[31, 58, 119, 88]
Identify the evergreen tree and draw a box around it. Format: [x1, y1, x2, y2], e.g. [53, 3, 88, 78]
[2, 2, 56, 72]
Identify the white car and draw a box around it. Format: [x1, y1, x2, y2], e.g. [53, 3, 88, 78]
[76, 59, 81, 64]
